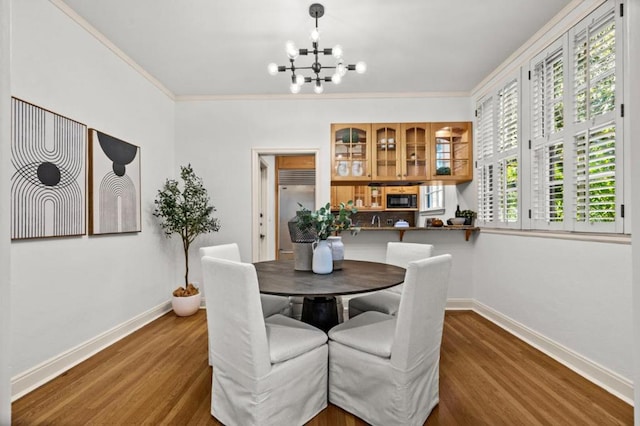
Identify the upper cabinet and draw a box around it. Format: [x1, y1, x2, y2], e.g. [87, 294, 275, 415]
[431, 122, 473, 182]
[371, 124, 401, 181]
[401, 123, 431, 181]
[331, 124, 372, 182]
[331, 121, 472, 185]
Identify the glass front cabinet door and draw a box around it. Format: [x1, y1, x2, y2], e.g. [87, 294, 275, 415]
[371, 124, 401, 181]
[431, 122, 472, 183]
[401, 123, 431, 180]
[331, 124, 372, 182]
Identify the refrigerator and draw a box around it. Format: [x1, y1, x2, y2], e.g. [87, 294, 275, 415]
[278, 184, 315, 257]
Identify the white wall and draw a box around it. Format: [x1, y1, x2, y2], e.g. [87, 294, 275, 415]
[175, 96, 473, 285]
[0, 0, 11, 421]
[474, 234, 633, 379]
[10, 0, 176, 379]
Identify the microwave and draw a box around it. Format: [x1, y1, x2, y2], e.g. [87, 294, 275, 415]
[386, 193, 418, 209]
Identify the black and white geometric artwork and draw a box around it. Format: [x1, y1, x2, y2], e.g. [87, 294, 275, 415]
[88, 129, 141, 235]
[11, 98, 86, 239]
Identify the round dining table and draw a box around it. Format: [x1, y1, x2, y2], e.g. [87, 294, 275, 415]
[254, 259, 406, 331]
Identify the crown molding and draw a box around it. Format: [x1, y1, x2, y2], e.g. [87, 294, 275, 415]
[175, 91, 470, 102]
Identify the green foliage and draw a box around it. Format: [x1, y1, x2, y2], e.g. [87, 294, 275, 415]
[296, 201, 358, 240]
[153, 164, 221, 287]
[459, 209, 477, 219]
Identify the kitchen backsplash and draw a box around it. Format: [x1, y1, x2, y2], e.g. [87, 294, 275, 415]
[350, 211, 415, 228]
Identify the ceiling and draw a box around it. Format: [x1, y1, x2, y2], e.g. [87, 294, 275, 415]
[58, 0, 575, 98]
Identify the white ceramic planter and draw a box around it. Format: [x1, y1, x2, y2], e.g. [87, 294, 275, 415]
[172, 293, 201, 317]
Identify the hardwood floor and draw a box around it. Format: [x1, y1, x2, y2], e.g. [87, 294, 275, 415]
[12, 310, 633, 425]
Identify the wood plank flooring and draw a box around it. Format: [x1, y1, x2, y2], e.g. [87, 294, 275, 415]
[12, 310, 633, 425]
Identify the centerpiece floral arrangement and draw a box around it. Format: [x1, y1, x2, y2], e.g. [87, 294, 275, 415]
[296, 201, 359, 240]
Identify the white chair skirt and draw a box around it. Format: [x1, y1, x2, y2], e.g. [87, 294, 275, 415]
[212, 344, 328, 426]
[328, 340, 439, 426]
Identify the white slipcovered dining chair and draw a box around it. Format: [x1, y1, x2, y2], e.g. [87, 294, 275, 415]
[328, 254, 452, 426]
[202, 256, 328, 426]
[348, 242, 434, 318]
[200, 243, 291, 318]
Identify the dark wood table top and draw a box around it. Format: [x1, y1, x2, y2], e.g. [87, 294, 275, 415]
[254, 259, 406, 297]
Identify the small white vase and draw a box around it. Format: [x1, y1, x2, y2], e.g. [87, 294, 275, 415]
[172, 293, 201, 316]
[312, 239, 333, 274]
[327, 236, 345, 270]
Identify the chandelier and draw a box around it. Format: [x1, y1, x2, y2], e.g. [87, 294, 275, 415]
[267, 3, 366, 94]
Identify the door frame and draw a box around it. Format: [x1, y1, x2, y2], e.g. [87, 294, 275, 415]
[251, 148, 321, 262]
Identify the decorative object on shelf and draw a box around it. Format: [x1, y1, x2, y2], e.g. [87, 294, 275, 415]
[88, 129, 141, 235]
[430, 218, 444, 227]
[449, 217, 466, 225]
[267, 3, 366, 94]
[327, 235, 345, 270]
[352, 161, 363, 176]
[436, 166, 451, 175]
[296, 201, 359, 274]
[10, 97, 87, 239]
[153, 164, 221, 316]
[387, 138, 395, 149]
[337, 161, 349, 176]
[341, 129, 359, 143]
[459, 209, 477, 226]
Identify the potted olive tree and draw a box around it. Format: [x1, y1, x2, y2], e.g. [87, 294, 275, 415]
[153, 164, 221, 316]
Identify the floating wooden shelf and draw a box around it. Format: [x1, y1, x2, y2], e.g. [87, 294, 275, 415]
[357, 226, 479, 241]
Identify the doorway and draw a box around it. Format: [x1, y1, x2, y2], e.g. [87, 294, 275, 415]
[251, 148, 320, 262]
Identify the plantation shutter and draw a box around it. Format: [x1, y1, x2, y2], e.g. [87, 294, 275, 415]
[496, 78, 520, 225]
[476, 97, 495, 224]
[531, 38, 567, 230]
[569, 2, 621, 233]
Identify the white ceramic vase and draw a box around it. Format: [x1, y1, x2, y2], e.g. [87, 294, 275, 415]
[312, 239, 333, 274]
[327, 236, 344, 270]
[172, 293, 201, 316]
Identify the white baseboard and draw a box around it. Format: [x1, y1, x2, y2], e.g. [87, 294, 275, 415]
[11, 301, 172, 401]
[446, 298, 474, 310]
[472, 300, 634, 406]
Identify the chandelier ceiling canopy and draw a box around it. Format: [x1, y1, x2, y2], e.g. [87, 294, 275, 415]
[267, 3, 367, 94]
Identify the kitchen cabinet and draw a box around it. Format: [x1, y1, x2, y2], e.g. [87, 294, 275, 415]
[431, 122, 473, 182]
[371, 124, 401, 181]
[384, 186, 419, 195]
[331, 124, 372, 182]
[401, 123, 431, 180]
[371, 123, 431, 181]
[331, 185, 384, 211]
[331, 121, 472, 185]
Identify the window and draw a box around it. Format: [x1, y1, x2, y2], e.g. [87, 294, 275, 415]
[531, 38, 567, 230]
[421, 184, 445, 213]
[475, 76, 520, 228]
[476, 0, 623, 234]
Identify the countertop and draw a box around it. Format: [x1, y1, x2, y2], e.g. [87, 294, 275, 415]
[354, 225, 479, 241]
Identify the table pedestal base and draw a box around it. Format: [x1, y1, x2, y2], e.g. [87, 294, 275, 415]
[301, 296, 338, 332]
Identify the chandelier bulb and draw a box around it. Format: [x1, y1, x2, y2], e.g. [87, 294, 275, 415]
[314, 83, 324, 94]
[355, 61, 367, 74]
[337, 62, 347, 77]
[267, 63, 279, 76]
[290, 83, 301, 94]
[332, 44, 343, 59]
[331, 73, 342, 84]
[295, 74, 305, 86]
[286, 41, 299, 59]
[310, 27, 320, 42]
